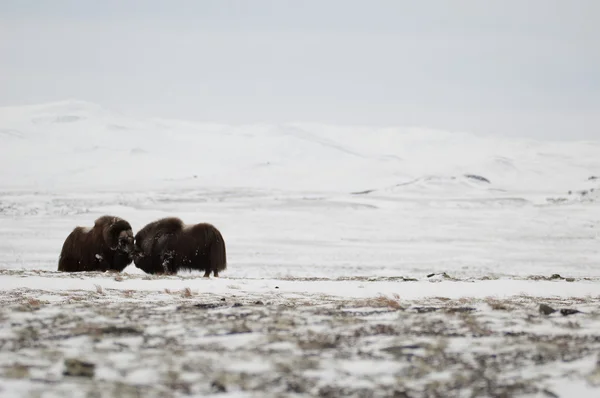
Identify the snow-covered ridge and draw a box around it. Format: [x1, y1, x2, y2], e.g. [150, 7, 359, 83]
[0, 99, 599, 197]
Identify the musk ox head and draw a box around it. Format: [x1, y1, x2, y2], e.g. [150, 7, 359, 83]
[132, 217, 185, 273]
[131, 223, 155, 272]
[97, 216, 135, 257]
[131, 232, 146, 267]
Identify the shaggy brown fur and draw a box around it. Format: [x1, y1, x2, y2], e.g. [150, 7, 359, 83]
[57, 216, 135, 272]
[133, 217, 227, 277]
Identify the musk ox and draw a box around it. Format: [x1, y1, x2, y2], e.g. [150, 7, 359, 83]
[57, 216, 135, 272]
[133, 217, 227, 277]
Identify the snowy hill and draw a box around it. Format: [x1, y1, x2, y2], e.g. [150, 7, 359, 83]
[1, 100, 599, 198]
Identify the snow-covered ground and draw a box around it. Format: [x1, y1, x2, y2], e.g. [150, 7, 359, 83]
[1, 100, 600, 397]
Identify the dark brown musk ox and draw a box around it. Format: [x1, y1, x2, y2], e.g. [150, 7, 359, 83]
[132, 217, 227, 277]
[57, 216, 135, 272]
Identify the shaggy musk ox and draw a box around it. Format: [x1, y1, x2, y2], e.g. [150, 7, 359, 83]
[133, 217, 227, 277]
[57, 216, 135, 272]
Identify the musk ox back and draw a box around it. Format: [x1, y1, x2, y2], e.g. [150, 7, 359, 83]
[58, 216, 135, 272]
[133, 217, 227, 277]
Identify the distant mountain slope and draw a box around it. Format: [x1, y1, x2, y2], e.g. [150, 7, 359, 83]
[0, 100, 598, 196]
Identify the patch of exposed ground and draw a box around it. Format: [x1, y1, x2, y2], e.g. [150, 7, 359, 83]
[0, 288, 600, 397]
[1, 269, 599, 283]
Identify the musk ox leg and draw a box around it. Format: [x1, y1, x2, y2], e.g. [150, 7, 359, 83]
[202, 269, 219, 277]
[58, 256, 79, 272]
[161, 250, 178, 275]
[94, 254, 113, 272]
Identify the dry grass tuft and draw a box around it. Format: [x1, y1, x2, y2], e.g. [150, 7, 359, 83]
[432, 297, 452, 302]
[26, 298, 42, 307]
[181, 287, 193, 298]
[4, 364, 30, 379]
[486, 298, 512, 311]
[66, 295, 86, 302]
[372, 294, 403, 310]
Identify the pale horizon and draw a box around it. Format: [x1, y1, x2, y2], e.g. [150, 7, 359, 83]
[1, 0, 599, 140]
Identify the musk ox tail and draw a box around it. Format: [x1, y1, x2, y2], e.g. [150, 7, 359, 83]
[207, 225, 227, 277]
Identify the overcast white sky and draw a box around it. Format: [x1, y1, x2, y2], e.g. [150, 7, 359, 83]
[1, 0, 599, 139]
